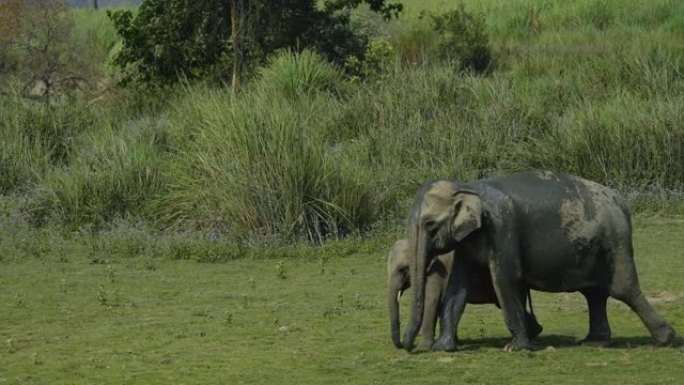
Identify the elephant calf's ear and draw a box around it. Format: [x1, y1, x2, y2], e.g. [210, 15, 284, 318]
[451, 190, 482, 241]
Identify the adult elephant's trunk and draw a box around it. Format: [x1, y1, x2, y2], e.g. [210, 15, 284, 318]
[403, 223, 427, 351]
[388, 281, 403, 348]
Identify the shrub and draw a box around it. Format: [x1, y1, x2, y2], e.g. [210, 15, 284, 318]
[344, 37, 396, 78]
[429, 5, 493, 73]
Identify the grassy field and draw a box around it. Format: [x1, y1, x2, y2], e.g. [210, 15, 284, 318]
[1, 216, 683, 384]
[1, 2, 684, 382]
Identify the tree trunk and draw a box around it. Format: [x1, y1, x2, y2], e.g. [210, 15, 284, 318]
[230, 0, 243, 90]
[93, 0, 98, 10]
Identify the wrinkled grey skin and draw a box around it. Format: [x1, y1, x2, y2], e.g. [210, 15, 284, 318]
[388, 239, 542, 350]
[404, 171, 676, 352]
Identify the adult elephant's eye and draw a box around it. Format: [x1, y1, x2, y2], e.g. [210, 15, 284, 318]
[424, 220, 437, 233]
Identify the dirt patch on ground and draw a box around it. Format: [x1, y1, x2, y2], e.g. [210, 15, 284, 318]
[646, 291, 679, 304]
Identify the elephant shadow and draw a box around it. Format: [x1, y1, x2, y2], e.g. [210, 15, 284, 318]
[452, 335, 683, 351]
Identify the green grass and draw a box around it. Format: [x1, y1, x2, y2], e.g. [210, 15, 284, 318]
[1, 216, 683, 384]
[69, 6, 137, 75]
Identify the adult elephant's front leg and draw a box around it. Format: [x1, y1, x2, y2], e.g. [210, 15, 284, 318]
[432, 289, 467, 351]
[432, 259, 468, 352]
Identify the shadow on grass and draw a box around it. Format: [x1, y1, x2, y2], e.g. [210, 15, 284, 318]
[446, 334, 683, 352]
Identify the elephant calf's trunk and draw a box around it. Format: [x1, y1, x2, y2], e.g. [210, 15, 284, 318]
[389, 288, 403, 349]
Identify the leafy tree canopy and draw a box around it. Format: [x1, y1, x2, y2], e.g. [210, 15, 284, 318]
[108, 0, 403, 85]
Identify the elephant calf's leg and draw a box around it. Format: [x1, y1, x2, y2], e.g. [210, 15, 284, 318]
[418, 282, 442, 351]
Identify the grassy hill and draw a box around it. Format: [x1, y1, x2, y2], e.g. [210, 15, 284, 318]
[1, 0, 683, 240]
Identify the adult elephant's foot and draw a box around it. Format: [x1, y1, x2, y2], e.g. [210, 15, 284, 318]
[652, 324, 676, 345]
[580, 335, 610, 347]
[418, 340, 435, 352]
[580, 330, 611, 347]
[402, 341, 416, 352]
[503, 337, 531, 352]
[432, 336, 459, 352]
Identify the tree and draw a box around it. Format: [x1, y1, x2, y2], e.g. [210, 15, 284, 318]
[0, 0, 73, 98]
[230, 0, 245, 89]
[108, 0, 232, 84]
[108, 0, 403, 86]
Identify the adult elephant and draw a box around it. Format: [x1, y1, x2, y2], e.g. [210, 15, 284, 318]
[403, 171, 676, 352]
[388, 239, 542, 350]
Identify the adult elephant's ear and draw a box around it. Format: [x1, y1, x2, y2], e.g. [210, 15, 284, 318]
[451, 189, 482, 241]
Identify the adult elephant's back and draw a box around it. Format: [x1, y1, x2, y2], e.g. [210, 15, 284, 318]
[465, 171, 632, 293]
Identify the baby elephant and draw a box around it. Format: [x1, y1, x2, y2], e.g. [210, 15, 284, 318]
[388, 239, 542, 350]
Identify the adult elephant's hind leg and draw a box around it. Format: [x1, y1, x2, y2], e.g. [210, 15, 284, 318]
[579, 287, 611, 345]
[618, 292, 676, 345]
[609, 245, 676, 345]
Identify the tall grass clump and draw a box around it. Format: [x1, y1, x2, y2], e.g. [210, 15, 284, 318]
[27, 123, 170, 229]
[522, 93, 684, 189]
[0, 97, 94, 194]
[158, 50, 391, 242]
[330, 55, 684, 202]
[258, 49, 346, 99]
